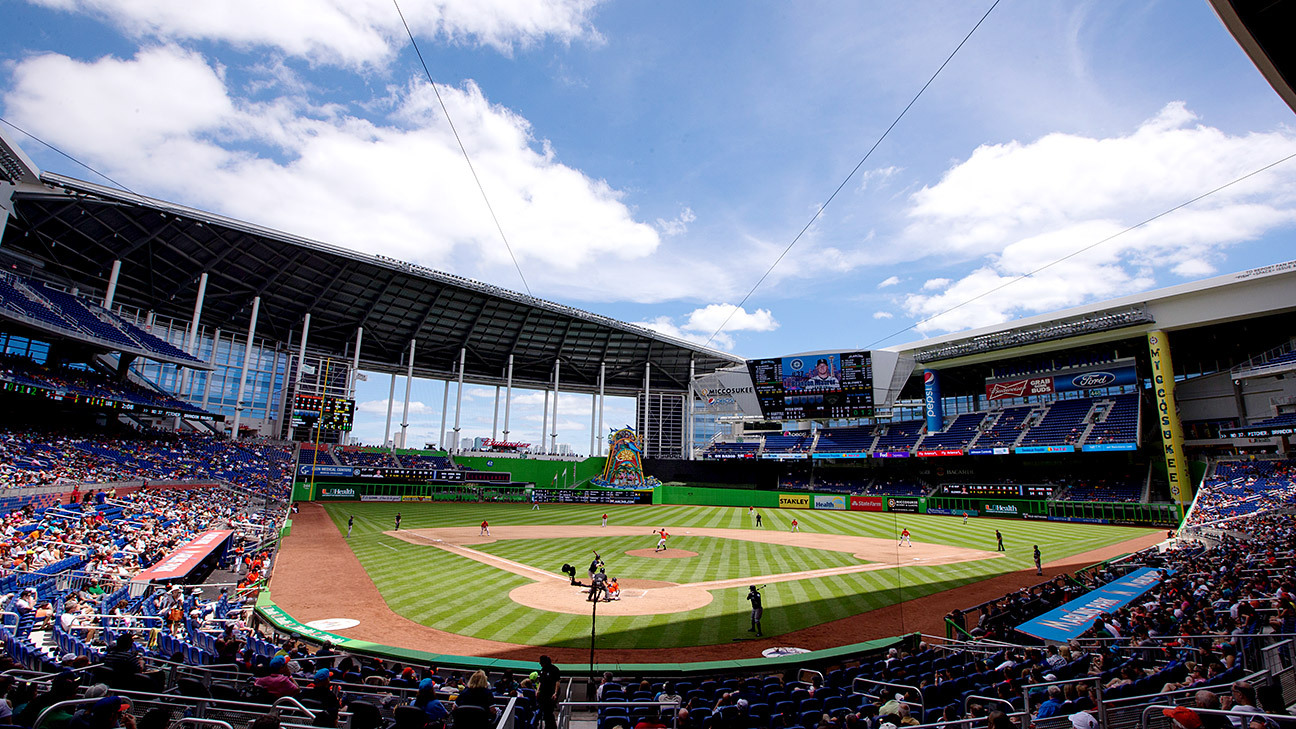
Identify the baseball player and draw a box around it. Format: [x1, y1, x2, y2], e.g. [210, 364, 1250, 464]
[531, 492, 540, 510]
[1034, 545, 1043, 575]
[654, 528, 670, 552]
[347, 515, 353, 538]
[962, 511, 968, 525]
[601, 513, 608, 527]
[480, 520, 490, 536]
[898, 527, 912, 547]
[395, 512, 402, 531]
[790, 518, 799, 533]
[588, 552, 603, 581]
[995, 529, 1005, 552]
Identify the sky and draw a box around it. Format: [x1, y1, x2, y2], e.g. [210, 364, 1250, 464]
[3, 0, 1296, 451]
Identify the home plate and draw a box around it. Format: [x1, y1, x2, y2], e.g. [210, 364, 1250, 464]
[305, 618, 359, 631]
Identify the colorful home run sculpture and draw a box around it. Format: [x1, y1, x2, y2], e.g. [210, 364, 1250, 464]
[590, 426, 660, 489]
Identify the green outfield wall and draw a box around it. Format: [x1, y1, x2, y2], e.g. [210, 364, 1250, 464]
[454, 455, 604, 486]
[653, 484, 781, 508]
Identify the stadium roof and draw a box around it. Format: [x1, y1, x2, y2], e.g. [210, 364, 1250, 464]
[1209, 0, 1296, 115]
[886, 260, 1296, 371]
[0, 129, 741, 397]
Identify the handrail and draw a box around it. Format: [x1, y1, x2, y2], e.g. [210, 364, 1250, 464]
[493, 695, 519, 729]
[271, 696, 318, 719]
[560, 701, 679, 729]
[35, 698, 102, 729]
[852, 676, 924, 712]
[169, 720, 235, 729]
[1139, 704, 1293, 729]
[963, 695, 1014, 715]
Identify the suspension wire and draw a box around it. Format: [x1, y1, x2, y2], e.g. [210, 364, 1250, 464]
[392, 0, 533, 296]
[702, 0, 1002, 349]
[864, 150, 1296, 348]
[0, 116, 137, 194]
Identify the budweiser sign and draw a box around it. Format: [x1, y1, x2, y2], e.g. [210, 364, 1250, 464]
[986, 376, 1054, 401]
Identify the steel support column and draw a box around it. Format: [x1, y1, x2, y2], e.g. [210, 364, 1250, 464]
[502, 354, 514, 440]
[384, 371, 397, 448]
[550, 360, 561, 454]
[452, 347, 466, 452]
[103, 260, 122, 311]
[230, 297, 261, 438]
[400, 339, 415, 448]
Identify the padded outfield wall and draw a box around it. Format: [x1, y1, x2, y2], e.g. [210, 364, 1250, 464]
[453, 454, 604, 486]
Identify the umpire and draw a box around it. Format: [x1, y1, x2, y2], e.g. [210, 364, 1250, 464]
[746, 585, 763, 636]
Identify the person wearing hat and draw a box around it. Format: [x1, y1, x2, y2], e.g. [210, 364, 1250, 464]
[66, 695, 132, 729]
[806, 359, 839, 388]
[411, 677, 449, 723]
[746, 586, 763, 636]
[254, 657, 300, 700]
[301, 668, 342, 721]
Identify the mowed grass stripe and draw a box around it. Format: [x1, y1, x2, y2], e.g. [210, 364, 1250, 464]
[319, 502, 1159, 648]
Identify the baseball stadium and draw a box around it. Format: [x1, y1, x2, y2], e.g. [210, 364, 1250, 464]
[0, 2, 1295, 729]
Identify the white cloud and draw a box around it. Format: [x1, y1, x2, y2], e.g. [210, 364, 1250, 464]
[894, 102, 1296, 333]
[2, 47, 688, 295]
[634, 304, 778, 351]
[655, 206, 695, 237]
[26, 0, 606, 68]
[877, 275, 900, 288]
[356, 398, 432, 415]
[858, 165, 900, 191]
[872, 310, 893, 319]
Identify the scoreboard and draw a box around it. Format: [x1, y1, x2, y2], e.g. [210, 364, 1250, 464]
[290, 393, 355, 431]
[747, 350, 873, 420]
[941, 483, 1054, 499]
[532, 488, 653, 505]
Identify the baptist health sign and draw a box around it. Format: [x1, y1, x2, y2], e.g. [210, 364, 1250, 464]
[1017, 568, 1169, 642]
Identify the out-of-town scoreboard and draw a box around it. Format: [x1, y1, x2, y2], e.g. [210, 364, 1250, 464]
[290, 393, 355, 431]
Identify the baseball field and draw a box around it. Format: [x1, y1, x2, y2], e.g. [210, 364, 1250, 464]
[269, 502, 1164, 662]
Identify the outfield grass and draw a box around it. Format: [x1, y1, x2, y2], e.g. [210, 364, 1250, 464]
[323, 502, 1159, 649]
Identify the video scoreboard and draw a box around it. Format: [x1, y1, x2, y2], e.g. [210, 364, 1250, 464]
[747, 350, 873, 420]
[290, 393, 355, 431]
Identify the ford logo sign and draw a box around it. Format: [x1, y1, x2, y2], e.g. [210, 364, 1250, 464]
[1073, 372, 1115, 387]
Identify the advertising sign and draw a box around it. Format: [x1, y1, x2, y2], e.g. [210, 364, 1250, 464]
[360, 494, 401, 502]
[923, 370, 944, 434]
[985, 360, 1137, 401]
[1015, 445, 1075, 454]
[811, 452, 870, 459]
[132, 530, 234, 582]
[1017, 568, 1170, 642]
[983, 503, 1019, 515]
[1148, 331, 1192, 507]
[850, 495, 885, 511]
[317, 486, 358, 500]
[873, 451, 911, 458]
[813, 494, 846, 510]
[968, 447, 1011, 456]
[296, 464, 355, 478]
[1080, 443, 1138, 452]
[928, 508, 978, 517]
[694, 368, 764, 417]
[887, 497, 922, 513]
[760, 453, 809, 461]
[985, 377, 1054, 401]
[778, 493, 811, 509]
[916, 449, 963, 457]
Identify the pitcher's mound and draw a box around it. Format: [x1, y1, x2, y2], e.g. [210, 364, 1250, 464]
[626, 548, 697, 558]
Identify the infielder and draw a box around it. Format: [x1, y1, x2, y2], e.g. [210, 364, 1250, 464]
[790, 518, 799, 533]
[898, 527, 912, 547]
[480, 520, 490, 536]
[601, 513, 608, 527]
[962, 512, 968, 525]
[654, 528, 670, 552]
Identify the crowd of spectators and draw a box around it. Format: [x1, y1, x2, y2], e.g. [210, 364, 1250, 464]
[0, 429, 293, 499]
[1186, 459, 1296, 526]
[0, 355, 204, 416]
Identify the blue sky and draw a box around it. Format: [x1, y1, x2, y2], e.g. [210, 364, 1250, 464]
[3, 1, 1295, 450]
